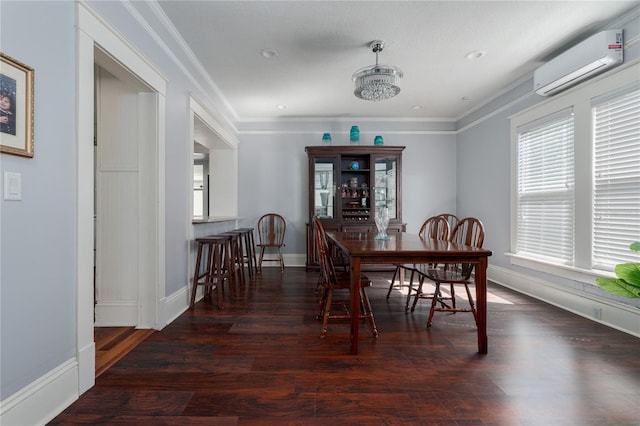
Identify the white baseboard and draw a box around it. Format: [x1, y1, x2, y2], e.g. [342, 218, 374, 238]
[0, 359, 78, 426]
[488, 264, 640, 337]
[94, 301, 137, 326]
[77, 341, 95, 394]
[258, 253, 305, 268]
[161, 285, 189, 327]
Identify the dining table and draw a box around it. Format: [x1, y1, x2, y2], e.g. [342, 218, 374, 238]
[326, 231, 493, 355]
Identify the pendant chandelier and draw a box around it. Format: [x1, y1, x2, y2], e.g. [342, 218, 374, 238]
[352, 40, 403, 101]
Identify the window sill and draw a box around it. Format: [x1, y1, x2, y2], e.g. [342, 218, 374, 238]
[505, 252, 614, 285]
[192, 216, 238, 225]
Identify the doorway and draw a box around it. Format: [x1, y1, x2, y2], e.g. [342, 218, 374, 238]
[77, 1, 165, 393]
[92, 51, 159, 373]
[94, 57, 148, 327]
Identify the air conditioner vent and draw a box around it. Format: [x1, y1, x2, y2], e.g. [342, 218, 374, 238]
[534, 30, 623, 96]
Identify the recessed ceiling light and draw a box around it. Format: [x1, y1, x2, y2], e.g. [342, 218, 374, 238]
[411, 105, 423, 110]
[276, 104, 287, 110]
[261, 48, 278, 58]
[465, 50, 486, 60]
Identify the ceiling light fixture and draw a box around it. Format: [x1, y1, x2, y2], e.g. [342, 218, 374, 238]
[352, 40, 403, 101]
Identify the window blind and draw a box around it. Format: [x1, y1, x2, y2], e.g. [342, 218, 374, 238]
[517, 111, 575, 265]
[592, 86, 640, 269]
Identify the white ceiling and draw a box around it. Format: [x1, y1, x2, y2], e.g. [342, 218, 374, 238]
[157, 1, 639, 123]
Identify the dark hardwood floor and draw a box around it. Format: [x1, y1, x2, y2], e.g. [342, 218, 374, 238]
[94, 327, 155, 378]
[52, 267, 640, 425]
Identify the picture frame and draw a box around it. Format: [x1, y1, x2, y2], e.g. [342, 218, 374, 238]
[0, 53, 34, 158]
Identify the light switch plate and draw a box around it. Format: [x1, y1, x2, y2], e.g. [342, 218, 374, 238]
[4, 172, 22, 201]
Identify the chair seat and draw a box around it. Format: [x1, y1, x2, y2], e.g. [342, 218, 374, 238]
[325, 272, 372, 290]
[414, 265, 469, 283]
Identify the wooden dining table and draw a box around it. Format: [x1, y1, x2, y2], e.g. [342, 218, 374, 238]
[327, 231, 493, 355]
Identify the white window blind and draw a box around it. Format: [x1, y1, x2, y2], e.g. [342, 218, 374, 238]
[517, 110, 575, 265]
[592, 86, 640, 269]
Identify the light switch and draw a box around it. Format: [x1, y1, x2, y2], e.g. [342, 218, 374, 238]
[4, 172, 22, 201]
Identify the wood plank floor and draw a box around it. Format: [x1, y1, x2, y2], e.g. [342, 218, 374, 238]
[94, 327, 155, 378]
[51, 267, 640, 425]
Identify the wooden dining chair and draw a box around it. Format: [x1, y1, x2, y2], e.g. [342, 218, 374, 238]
[313, 216, 378, 339]
[401, 213, 458, 308]
[438, 213, 459, 234]
[412, 217, 485, 327]
[386, 215, 450, 307]
[256, 213, 286, 273]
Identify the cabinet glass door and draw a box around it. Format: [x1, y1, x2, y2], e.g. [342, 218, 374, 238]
[374, 156, 398, 220]
[313, 159, 335, 219]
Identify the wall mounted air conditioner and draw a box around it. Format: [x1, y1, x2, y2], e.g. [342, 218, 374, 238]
[534, 29, 623, 96]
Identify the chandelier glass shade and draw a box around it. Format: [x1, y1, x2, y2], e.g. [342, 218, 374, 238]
[352, 41, 403, 101]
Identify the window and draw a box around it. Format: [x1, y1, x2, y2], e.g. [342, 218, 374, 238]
[592, 86, 640, 269]
[516, 111, 575, 265]
[510, 63, 639, 280]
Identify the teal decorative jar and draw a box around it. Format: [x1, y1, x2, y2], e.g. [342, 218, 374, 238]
[350, 126, 360, 144]
[374, 135, 384, 145]
[322, 133, 332, 145]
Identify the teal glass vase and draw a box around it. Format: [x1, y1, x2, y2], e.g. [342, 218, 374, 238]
[350, 126, 360, 144]
[322, 133, 332, 145]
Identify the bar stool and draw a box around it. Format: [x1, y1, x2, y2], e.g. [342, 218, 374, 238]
[190, 234, 233, 309]
[219, 231, 246, 287]
[233, 227, 257, 278]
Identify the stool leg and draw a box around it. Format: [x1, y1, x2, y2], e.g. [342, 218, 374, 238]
[204, 242, 215, 301]
[248, 230, 258, 276]
[222, 239, 236, 294]
[234, 236, 246, 287]
[237, 232, 248, 277]
[213, 242, 224, 309]
[241, 232, 254, 278]
[258, 246, 266, 274]
[190, 242, 204, 308]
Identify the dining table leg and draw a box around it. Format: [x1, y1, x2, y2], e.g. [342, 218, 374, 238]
[475, 257, 488, 354]
[350, 256, 361, 355]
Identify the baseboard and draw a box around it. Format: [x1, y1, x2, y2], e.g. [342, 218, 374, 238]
[161, 285, 189, 327]
[488, 264, 640, 337]
[0, 358, 79, 426]
[94, 301, 138, 326]
[77, 341, 95, 394]
[264, 253, 305, 268]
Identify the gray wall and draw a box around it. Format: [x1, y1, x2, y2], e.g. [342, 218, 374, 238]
[237, 133, 457, 254]
[0, 0, 77, 400]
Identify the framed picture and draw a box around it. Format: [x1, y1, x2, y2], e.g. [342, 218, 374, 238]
[0, 53, 34, 157]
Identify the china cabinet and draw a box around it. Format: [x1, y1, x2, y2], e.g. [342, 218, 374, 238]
[305, 145, 405, 269]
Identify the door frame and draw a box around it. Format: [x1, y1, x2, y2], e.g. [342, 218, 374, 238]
[77, 3, 166, 393]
